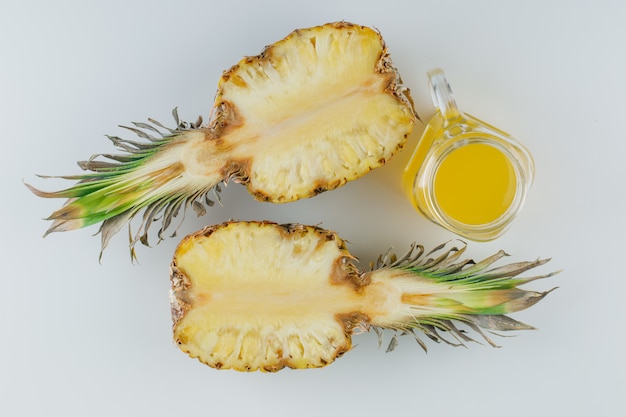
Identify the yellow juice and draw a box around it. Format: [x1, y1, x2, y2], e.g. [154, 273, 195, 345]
[433, 143, 516, 225]
[403, 69, 533, 240]
[402, 111, 522, 232]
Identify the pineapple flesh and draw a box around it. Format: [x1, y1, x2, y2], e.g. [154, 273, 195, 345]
[28, 22, 416, 255]
[170, 221, 556, 372]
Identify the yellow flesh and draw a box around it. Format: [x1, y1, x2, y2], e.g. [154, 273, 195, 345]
[170, 223, 448, 371]
[172, 223, 363, 371]
[213, 23, 415, 201]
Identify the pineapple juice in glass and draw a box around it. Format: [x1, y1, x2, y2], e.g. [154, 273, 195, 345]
[402, 69, 534, 241]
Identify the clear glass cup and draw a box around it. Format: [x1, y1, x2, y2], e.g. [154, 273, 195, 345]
[402, 69, 534, 241]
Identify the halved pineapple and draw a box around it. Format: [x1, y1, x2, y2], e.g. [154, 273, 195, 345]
[28, 22, 416, 255]
[170, 221, 556, 372]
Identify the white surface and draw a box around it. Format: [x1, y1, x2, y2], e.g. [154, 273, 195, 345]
[2, 1, 624, 415]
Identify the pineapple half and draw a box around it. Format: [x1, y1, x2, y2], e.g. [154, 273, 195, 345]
[28, 22, 416, 256]
[170, 221, 557, 372]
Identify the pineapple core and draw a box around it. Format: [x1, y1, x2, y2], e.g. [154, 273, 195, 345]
[170, 221, 556, 372]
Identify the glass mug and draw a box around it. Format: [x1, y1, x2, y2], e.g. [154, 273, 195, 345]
[402, 69, 534, 241]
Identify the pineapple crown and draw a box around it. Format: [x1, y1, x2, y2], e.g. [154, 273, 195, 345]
[370, 241, 559, 352]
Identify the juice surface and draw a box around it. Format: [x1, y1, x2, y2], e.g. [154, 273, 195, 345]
[434, 143, 516, 225]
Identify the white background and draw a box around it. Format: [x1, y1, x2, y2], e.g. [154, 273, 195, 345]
[2, 1, 624, 416]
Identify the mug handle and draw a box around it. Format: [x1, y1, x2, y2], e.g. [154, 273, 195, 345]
[428, 68, 461, 125]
